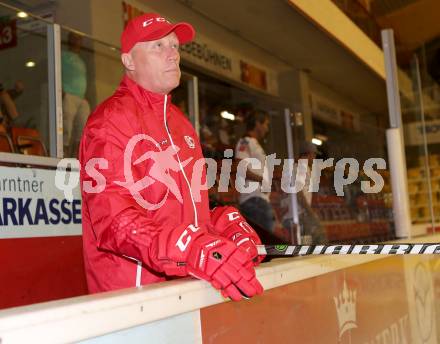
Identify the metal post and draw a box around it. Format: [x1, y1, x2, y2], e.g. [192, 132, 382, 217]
[382, 29, 403, 129]
[188, 75, 200, 136]
[47, 23, 63, 158]
[284, 108, 301, 244]
[381, 29, 412, 238]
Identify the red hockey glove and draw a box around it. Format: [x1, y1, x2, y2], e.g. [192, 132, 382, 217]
[153, 223, 263, 301]
[210, 206, 265, 265]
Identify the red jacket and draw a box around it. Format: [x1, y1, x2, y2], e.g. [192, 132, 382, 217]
[79, 75, 211, 293]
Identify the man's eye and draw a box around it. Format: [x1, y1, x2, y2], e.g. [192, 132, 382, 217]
[172, 43, 179, 49]
[156, 42, 162, 48]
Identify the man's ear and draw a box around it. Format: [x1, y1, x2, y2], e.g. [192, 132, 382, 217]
[121, 52, 135, 71]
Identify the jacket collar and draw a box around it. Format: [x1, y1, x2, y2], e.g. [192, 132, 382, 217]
[120, 74, 172, 118]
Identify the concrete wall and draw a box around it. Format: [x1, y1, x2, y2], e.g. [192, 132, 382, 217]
[54, 0, 92, 34]
[309, 77, 387, 160]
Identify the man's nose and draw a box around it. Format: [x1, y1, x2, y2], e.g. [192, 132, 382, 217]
[166, 46, 179, 62]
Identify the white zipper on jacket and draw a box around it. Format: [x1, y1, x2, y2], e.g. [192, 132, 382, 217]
[163, 95, 199, 227]
[122, 254, 142, 287]
[135, 261, 142, 287]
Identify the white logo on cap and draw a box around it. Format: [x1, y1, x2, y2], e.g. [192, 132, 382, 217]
[142, 17, 170, 27]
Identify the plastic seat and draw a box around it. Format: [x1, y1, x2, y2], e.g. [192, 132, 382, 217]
[0, 124, 14, 153]
[10, 127, 48, 156]
[0, 132, 14, 153]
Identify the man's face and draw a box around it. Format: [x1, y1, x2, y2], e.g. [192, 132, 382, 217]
[123, 32, 181, 94]
[256, 118, 270, 140]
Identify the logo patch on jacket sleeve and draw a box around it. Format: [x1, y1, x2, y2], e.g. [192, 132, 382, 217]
[184, 135, 195, 149]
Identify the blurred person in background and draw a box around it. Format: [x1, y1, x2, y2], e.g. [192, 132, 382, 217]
[281, 141, 327, 244]
[297, 141, 326, 244]
[7, 80, 25, 100]
[62, 31, 90, 157]
[0, 82, 19, 132]
[235, 110, 275, 234]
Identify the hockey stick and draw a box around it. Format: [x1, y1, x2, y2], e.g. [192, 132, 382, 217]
[257, 243, 440, 256]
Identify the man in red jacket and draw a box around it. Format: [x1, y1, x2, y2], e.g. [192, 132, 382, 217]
[79, 13, 264, 301]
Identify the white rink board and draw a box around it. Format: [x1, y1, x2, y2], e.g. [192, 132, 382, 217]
[78, 311, 202, 344]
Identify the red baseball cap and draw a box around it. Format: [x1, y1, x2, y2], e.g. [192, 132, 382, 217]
[121, 13, 195, 53]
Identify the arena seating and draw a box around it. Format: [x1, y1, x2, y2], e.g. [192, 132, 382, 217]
[10, 127, 48, 156]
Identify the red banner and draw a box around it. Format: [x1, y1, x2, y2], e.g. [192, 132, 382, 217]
[240, 60, 267, 91]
